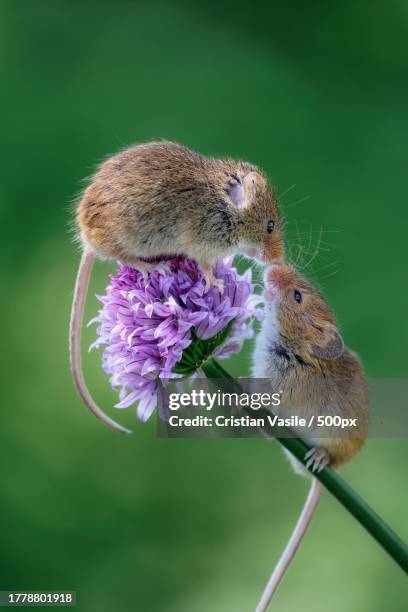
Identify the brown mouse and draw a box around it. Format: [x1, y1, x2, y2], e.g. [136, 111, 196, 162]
[252, 261, 369, 610]
[70, 141, 283, 433]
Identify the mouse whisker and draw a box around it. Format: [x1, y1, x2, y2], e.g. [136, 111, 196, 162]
[317, 269, 340, 289]
[301, 226, 323, 269]
[290, 234, 337, 249]
[278, 183, 296, 199]
[313, 260, 340, 275]
[285, 194, 311, 209]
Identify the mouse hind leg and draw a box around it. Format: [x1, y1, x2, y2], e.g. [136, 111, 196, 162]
[304, 447, 330, 473]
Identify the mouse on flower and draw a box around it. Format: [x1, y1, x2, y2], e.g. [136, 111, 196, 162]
[70, 141, 283, 432]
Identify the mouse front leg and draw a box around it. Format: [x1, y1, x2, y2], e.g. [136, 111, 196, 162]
[200, 261, 224, 293]
[118, 257, 169, 282]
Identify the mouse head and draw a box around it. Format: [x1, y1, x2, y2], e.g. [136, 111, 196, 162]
[264, 261, 344, 361]
[227, 170, 283, 263]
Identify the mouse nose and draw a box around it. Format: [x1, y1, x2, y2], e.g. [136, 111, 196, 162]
[265, 261, 286, 288]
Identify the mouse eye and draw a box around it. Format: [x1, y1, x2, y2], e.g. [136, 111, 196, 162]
[294, 290, 302, 303]
[267, 220, 275, 233]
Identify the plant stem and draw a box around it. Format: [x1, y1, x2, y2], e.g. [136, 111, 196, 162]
[202, 357, 408, 573]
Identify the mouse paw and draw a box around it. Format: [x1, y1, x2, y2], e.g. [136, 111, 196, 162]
[202, 268, 224, 293]
[154, 261, 171, 275]
[304, 447, 329, 473]
[204, 274, 224, 293]
[212, 277, 225, 292]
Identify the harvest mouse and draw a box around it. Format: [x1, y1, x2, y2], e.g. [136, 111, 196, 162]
[70, 141, 283, 433]
[252, 261, 369, 611]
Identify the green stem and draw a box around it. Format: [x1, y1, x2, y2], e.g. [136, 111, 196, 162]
[202, 357, 408, 573]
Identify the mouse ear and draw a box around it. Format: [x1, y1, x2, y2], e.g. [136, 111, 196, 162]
[227, 171, 264, 208]
[227, 176, 245, 207]
[311, 328, 344, 360]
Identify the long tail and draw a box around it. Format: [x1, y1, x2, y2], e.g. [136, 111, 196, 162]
[255, 478, 322, 611]
[69, 248, 132, 434]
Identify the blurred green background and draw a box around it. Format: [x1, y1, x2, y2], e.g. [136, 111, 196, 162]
[1, 1, 407, 610]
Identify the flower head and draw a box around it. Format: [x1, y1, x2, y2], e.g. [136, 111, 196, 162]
[90, 257, 263, 421]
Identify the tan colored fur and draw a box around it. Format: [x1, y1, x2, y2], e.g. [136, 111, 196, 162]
[71, 141, 284, 435]
[77, 141, 283, 270]
[253, 262, 369, 470]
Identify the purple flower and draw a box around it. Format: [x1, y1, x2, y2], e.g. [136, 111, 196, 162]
[90, 257, 263, 422]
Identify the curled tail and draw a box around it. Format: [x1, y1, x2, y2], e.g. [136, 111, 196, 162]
[256, 478, 322, 611]
[69, 249, 132, 434]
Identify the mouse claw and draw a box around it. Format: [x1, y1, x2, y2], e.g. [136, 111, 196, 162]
[304, 447, 329, 473]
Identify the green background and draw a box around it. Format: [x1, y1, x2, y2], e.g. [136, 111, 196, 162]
[1, 1, 407, 610]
